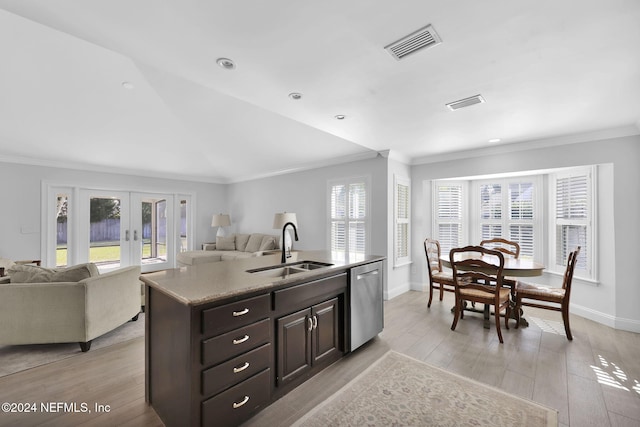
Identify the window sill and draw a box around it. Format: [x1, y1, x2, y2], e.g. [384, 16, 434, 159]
[546, 269, 600, 286]
[393, 260, 412, 269]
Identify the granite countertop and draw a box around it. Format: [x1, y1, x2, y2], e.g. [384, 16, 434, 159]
[141, 250, 385, 306]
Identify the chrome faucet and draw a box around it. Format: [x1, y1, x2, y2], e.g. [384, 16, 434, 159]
[281, 222, 299, 263]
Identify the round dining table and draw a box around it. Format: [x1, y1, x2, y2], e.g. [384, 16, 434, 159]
[439, 254, 545, 327]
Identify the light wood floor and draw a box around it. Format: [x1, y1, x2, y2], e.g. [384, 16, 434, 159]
[1, 291, 639, 426]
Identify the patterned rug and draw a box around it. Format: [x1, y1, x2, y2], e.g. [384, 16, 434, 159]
[293, 351, 557, 427]
[0, 313, 144, 378]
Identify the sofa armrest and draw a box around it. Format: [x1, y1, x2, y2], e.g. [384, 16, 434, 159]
[83, 266, 141, 341]
[203, 243, 216, 251]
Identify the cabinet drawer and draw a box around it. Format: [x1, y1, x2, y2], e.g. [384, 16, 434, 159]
[202, 318, 271, 367]
[273, 273, 347, 311]
[202, 293, 270, 337]
[202, 343, 271, 398]
[201, 368, 271, 427]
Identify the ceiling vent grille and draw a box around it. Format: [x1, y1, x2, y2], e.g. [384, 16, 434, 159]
[445, 94, 486, 111]
[385, 24, 442, 60]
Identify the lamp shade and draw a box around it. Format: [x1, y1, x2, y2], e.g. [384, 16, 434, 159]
[211, 213, 231, 227]
[273, 212, 297, 229]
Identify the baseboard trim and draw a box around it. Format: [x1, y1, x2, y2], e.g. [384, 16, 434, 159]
[385, 281, 410, 300]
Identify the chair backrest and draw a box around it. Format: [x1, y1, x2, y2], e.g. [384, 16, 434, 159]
[562, 246, 581, 298]
[480, 238, 520, 259]
[424, 238, 443, 280]
[450, 246, 505, 300]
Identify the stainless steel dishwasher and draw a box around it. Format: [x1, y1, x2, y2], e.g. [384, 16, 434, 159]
[349, 260, 384, 351]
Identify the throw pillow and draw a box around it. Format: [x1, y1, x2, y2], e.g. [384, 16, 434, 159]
[244, 234, 264, 253]
[216, 235, 236, 251]
[235, 234, 251, 252]
[7, 264, 56, 283]
[50, 263, 99, 282]
[8, 263, 99, 283]
[259, 236, 276, 251]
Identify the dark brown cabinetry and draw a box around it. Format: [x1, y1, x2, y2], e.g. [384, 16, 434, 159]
[276, 297, 341, 386]
[146, 269, 354, 427]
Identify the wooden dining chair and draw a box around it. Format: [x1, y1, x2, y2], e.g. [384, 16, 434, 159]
[480, 237, 520, 287]
[515, 247, 580, 340]
[450, 246, 511, 343]
[423, 238, 455, 307]
[480, 237, 520, 259]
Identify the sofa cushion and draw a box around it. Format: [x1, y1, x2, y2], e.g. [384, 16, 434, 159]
[177, 251, 222, 266]
[245, 234, 264, 253]
[235, 234, 251, 252]
[216, 235, 236, 251]
[259, 236, 277, 251]
[8, 263, 99, 283]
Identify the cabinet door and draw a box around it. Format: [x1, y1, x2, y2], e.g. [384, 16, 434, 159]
[312, 297, 341, 364]
[277, 308, 311, 386]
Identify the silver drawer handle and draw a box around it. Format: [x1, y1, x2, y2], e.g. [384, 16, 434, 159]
[233, 308, 249, 317]
[233, 362, 250, 374]
[312, 315, 318, 330]
[233, 395, 250, 409]
[308, 317, 313, 331]
[233, 334, 250, 345]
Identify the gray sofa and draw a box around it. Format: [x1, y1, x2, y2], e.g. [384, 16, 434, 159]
[0, 263, 141, 352]
[176, 233, 279, 266]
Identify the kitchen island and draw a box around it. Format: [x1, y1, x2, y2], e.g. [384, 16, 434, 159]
[141, 250, 385, 427]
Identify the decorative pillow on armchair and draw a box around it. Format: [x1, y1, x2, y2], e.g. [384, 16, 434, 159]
[216, 235, 236, 251]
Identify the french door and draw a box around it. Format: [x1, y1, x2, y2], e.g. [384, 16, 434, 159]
[76, 190, 175, 273]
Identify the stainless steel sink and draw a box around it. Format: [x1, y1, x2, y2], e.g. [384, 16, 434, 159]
[247, 260, 333, 277]
[249, 266, 307, 278]
[292, 261, 333, 270]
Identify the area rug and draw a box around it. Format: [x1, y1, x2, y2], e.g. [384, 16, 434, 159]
[293, 351, 557, 427]
[0, 313, 145, 378]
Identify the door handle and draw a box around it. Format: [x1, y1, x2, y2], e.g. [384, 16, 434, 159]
[134, 230, 139, 241]
[125, 230, 130, 242]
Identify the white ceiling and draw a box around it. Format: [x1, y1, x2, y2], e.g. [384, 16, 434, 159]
[1, 1, 639, 183]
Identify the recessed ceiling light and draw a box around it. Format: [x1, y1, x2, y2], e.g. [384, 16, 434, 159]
[488, 138, 501, 143]
[121, 81, 134, 90]
[216, 58, 236, 70]
[335, 115, 346, 120]
[288, 92, 303, 100]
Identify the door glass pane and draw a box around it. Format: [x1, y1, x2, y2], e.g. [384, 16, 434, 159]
[89, 196, 121, 268]
[179, 199, 188, 252]
[141, 198, 168, 265]
[56, 194, 69, 267]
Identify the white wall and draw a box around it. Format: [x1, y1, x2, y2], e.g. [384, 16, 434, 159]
[0, 161, 227, 261]
[227, 155, 390, 285]
[410, 135, 640, 332]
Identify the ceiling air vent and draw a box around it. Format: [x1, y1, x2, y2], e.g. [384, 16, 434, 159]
[445, 94, 486, 111]
[385, 24, 442, 61]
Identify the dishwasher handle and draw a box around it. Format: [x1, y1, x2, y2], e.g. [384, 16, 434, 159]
[356, 269, 379, 281]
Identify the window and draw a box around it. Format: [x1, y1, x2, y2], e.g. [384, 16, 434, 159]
[394, 176, 411, 266]
[550, 167, 595, 280]
[433, 182, 465, 257]
[476, 179, 538, 259]
[329, 177, 369, 262]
